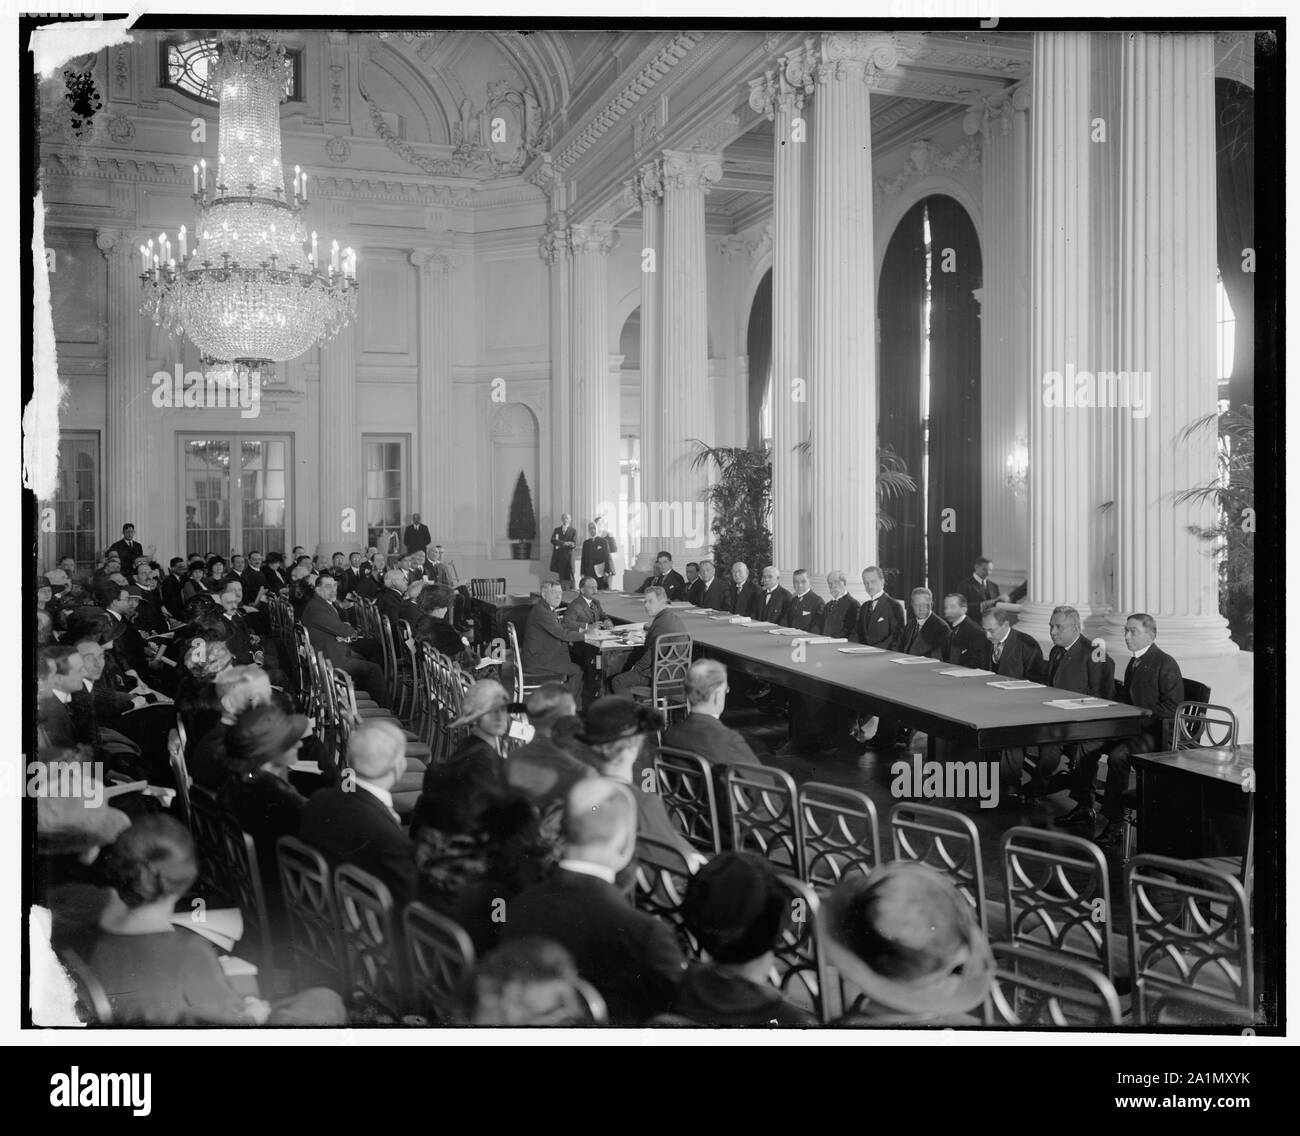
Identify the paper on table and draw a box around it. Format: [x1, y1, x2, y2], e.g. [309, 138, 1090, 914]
[219, 955, 259, 978]
[838, 645, 885, 654]
[727, 616, 752, 624]
[794, 636, 848, 645]
[708, 615, 734, 621]
[987, 679, 1045, 690]
[668, 601, 694, 608]
[1044, 697, 1116, 710]
[891, 656, 937, 664]
[938, 667, 997, 677]
[290, 760, 321, 774]
[767, 627, 804, 635]
[746, 621, 777, 628]
[683, 609, 714, 615]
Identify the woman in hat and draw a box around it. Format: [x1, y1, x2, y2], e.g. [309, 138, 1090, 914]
[417, 679, 513, 835]
[821, 861, 993, 1027]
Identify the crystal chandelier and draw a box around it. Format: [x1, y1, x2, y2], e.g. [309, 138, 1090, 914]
[140, 32, 357, 376]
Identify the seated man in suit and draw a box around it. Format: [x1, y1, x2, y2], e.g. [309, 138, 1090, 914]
[785, 569, 859, 754]
[727, 561, 761, 620]
[637, 551, 687, 601]
[942, 593, 990, 669]
[241, 551, 267, 606]
[501, 777, 686, 1025]
[683, 562, 700, 597]
[901, 587, 950, 659]
[820, 570, 861, 640]
[609, 586, 688, 696]
[690, 558, 729, 610]
[160, 558, 189, 622]
[260, 552, 289, 597]
[127, 559, 168, 636]
[1076, 613, 1183, 847]
[376, 568, 408, 625]
[426, 545, 455, 588]
[562, 576, 612, 633]
[661, 659, 763, 769]
[784, 569, 824, 633]
[505, 685, 595, 815]
[856, 567, 905, 649]
[299, 720, 416, 905]
[755, 566, 793, 625]
[982, 608, 1046, 803]
[301, 575, 390, 707]
[1035, 605, 1115, 811]
[580, 523, 615, 591]
[520, 580, 585, 699]
[957, 556, 1009, 616]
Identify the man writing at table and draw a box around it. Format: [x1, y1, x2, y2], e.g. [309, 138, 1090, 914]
[563, 576, 613, 633]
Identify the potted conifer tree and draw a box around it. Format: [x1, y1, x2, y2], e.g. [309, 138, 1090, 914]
[507, 470, 537, 560]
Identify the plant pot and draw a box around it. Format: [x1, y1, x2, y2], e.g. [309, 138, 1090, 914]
[510, 541, 532, 560]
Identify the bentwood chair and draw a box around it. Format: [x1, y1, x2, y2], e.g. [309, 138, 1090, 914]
[1172, 700, 1238, 752]
[889, 802, 988, 937]
[985, 942, 1123, 1028]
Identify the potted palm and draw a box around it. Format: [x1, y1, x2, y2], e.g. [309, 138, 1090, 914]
[507, 470, 537, 560]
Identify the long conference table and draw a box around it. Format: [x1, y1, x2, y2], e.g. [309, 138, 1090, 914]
[589, 594, 1150, 758]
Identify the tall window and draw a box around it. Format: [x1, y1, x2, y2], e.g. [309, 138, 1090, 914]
[182, 435, 291, 559]
[161, 37, 302, 105]
[41, 432, 99, 570]
[364, 436, 407, 556]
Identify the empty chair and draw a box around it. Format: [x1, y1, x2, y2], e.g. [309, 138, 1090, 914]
[1172, 701, 1238, 752]
[798, 782, 882, 891]
[276, 836, 345, 992]
[633, 834, 701, 959]
[889, 802, 988, 936]
[1125, 854, 1254, 1027]
[470, 577, 507, 600]
[334, 863, 407, 1022]
[985, 942, 1122, 1028]
[403, 901, 476, 1026]
[653, 747, 722, 855]
[724, 764, 804, 878]
[1000, 826, 1114, 980]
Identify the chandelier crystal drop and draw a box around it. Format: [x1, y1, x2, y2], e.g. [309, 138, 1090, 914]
[141, 31, 357, 371]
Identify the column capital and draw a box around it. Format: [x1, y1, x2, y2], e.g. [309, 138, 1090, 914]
[409, 246, 461, 273]
[660, 149, 723, 194]
[96, 227, 132, 259]
[964, 81, 1032, 137]
[569, 222, 619, 257]
[793, 33, 903, 88]
[631, 158, 664, 207]
[538, 218, 571, 265]
[748, 47, 817, 120]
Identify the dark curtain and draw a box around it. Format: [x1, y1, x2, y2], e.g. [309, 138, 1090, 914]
[1216, 79, 1254, 410]
[876, 201, 927, 596]
[746, 269, 773, 447]
[926, 195, 983, 600]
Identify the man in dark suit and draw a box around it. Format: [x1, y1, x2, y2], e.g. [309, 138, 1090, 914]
[159, 558, 188, 621]
[610, 586, 688, 695]
[520, 581, 585, 698]
[1032, 605, 1115, 810]
[755, 566, 793, 625]
[37, 645, 95, 751]
[691, 559, 729, 610]
[376, 569, 408, 625]
[942, 593, 990, 669]
[1075, 613, 1183, 847]
[241, 552, 268, 605]
[302, 575, 390, 707]
[95, 580, 152, 677]
[299, 720, 417, 905]
[957, 556, 1008, 616]
[548, 513, 578, 586]
[505, 686, 595, 814]
[981, 607, 1047, 802]
[501, 778, 685, 1024]
[562, 576, 611, 633]
[820, 570, 861, 640]
[856, 567, 905, 649]
[661, 659, 763, 768]
[106, 524, 144, 572]
[128, 560, 168, 635]
[261, 552, 289, 596]
[783, 569, 824, 633]
[637, 551, 687, 602]
[402, 513, 432, 557]
[426, 545, 455, 588]
[726, 562, 761, 620]
[900, 587, 950, 658]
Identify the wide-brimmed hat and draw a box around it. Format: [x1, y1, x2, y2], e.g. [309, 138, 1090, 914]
[229, 703, 309, 766]
[577, 696, 663, 745]
[450, 679, 513, 729]
[820, 861, 993, 1016]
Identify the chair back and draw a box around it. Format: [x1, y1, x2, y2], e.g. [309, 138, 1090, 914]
[276, 836, 345, 991]
[58, 948, 113, 1024]
[985, 942, 1122, 1027]
[216, 814, 274, 977]
[650, 633, 692, 721]
[724, 764, 804, 877]
[1125, 854, 1254, 1026]
[889, 802, 988, 935]
[798, 782, 882, 891]
[1000, 826, 1113, 979]
[403, 901, 476, 1025]
[772, 874, 830, 1024]
[633, 835, 701, 958]
[187, 785, 229, 901]
[334, 863, 406, 1021]
[572, 979, 609, 1025]
[505, 620, 528, 701]
[167, 728, 192, 828]
[470, 577, 506, 600]
[1172, 702, 1238, 751]
[653, 747, 722, 855]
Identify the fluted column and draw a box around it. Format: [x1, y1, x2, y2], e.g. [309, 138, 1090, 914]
[569, 222, 619, 540]
[98, 228, 154, 541]
[750, 52, 814, 587]
[540, 214, 573, 543]
[1099, 33, 1237, 658]
[410, 247, 458, 543]
[967, 84, 1031, 585]
[658, 149, 721, 567]
[316, 321, 361, 558]
[797, 35, 896, 597]
[633, 160, 663, 571]
[1017, 33, 1098, 642]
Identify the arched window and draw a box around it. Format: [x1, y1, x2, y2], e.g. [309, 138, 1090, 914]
[161, 37, 302, 105]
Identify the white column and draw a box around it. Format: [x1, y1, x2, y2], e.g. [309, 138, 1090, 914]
[540, 213, 572, 546]
[658, 149, 721, 568]
[795, 35, 895, 597]
[1099, 33, 1237, 658]
[633, 160, 663, 572]
[410, 247, 457, 543]
[751, 54, 813, 587]
[316, 320, 361, 558]
[98, 228, 154, 543]
[1017, 32, 1098, 642]
[569, 222, 619, 538]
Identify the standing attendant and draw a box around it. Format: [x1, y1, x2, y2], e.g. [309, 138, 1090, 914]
[403, 513, 432, 557]
[107, 524, 144, 572]
[958, 556, 1009, 616]
[549, 513, 577, 586]
[579, 522, 615, 590]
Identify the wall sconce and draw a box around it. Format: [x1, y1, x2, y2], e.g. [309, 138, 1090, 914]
[1005, 436, 1028, 499]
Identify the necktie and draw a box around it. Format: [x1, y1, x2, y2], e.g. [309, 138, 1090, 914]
[993, 638, 1003, 665]
[903, 621, 917, 653]
[1125, 655, 1137, 689]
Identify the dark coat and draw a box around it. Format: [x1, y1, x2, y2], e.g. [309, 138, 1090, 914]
[989, 627, 1045, 681]
[957, 575, 1002, 615]
[640, 569, 688, 602]
[299, 784, 417, 906]
[661, 712, 763, 769]
[820, 593, 861, 641]
[693, 577, 730, 611]
[580, 536, 616, 583]
[1120, 643, 1183, 748]
[521, 600, 585, 676]
[901, 613, 950, 659]
[856, 593, 905, 650]
[784, 590, 825, 634]
[944, 616, 990, 669]
[1046, 635, 1115, 698]
[549, 526, 578, 577]
[727, 579, 762, 620]
[626, 608, 688, 681]
[755, 586, 793, 626]
[403, 523, 432, 555]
